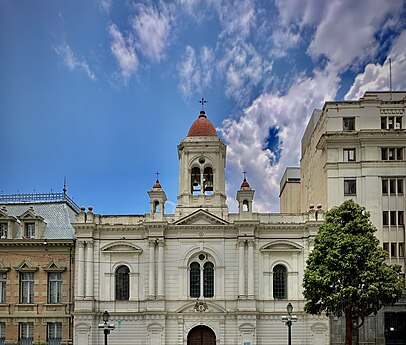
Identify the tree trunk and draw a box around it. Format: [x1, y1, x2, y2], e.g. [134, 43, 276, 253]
[345, 313, 353, 345]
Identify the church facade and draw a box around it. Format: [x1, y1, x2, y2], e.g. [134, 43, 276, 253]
[73, 110, 328, 345]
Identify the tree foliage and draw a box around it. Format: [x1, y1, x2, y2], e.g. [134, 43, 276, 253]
[303, 200, 403, 344]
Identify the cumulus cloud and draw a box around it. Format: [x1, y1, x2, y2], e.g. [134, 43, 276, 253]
[220, 69, 338, 211]
[178, 46, 215, 97]
[217, 42, 272, 105]
[345, 30, 406, 99]
[108, 24, 138, 83]
[54, 43, 96, 80]
[132, 3, 172, 62]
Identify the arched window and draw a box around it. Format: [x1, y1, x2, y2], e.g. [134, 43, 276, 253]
[242, 200, 249, 212]
[115, 265, 130, 300]
[153, 200, 160, 213]
[189, 254, 215, 298]
[190, 262, 200, 298]
[273, 265, 287, 299]
[203, 167, 213, 195]
[191, 167, 201, 195]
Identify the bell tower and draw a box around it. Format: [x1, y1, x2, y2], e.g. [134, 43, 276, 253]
[175, 110, 228, 218]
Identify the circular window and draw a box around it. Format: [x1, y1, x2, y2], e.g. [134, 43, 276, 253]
[199, 157, 205, 164]
[198, 253, 206, 261]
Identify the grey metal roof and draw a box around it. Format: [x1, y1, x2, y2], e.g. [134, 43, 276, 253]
[0, 202, 76, 239]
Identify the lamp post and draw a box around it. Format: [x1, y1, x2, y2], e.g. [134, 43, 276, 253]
[281, 302, 297, 345]
[98, 311, 115, 345]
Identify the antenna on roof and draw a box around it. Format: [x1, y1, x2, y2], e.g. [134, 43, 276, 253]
[63, 176, 67, 195]
[389, 58, 392, 101]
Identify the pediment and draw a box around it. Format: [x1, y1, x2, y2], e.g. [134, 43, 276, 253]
[44, 259, 66, 272]
[175, 301, 227, 313]
[174, 209, 228, 226]
[18, 208, 43, 221]
[0, 262, 10, 273]
[101, 242, 143, 254]
[15, 259, 38, 272]
[260, 240, 303, 252]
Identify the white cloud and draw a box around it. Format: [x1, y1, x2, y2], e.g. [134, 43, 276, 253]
[220, 69, 338, 212]
[218, 42, 272, 105]
[345, 30, 406, 100]
[132, 4, 172, 62]
[108, 24, 138, 83]
[99, 0, 112, 13]
[271, 27, 300, 57]
[55, 43, 96, 81]
[178, 46, 214, 97]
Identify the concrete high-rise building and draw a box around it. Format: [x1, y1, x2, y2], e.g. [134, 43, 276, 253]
[281, 91, 406, 344]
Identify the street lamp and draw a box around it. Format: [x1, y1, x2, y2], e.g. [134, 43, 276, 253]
[281, 303, 297, 345]
[98, 311, 115, 345]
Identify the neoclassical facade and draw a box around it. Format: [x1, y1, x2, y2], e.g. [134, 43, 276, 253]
[73, 110, 328, 344]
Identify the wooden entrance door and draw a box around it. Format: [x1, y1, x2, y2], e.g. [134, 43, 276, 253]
[187, 325, 216, 345]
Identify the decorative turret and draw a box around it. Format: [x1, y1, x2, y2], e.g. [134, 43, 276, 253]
[148, 177, 167, 221]
[176, 107, 228, 219]
[236, 175, 255, 219]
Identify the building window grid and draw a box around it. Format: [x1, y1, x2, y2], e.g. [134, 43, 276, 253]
[190, 262, 200, 298]
[19, 322, 33, 345]
[115, 265, 130, 301]
[0, 273, 6, 303]
[20, 272, 34, 304]
[203, 262, 214, 298]
[383, 211, 404, 226]
[47, 322, 62, 345]
[189, 258, 215, 298]
[48, 272, 62, 304]
[273, 265, 287, 299]
[382, 178, 404, 195]
[381, 147, 404, 161]
[0, 322, 5, 342]
[0, 223, 7, 238]
[381, 116, 402, 130]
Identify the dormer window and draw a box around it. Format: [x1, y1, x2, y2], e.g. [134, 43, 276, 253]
[24, 223, 35, 238]
[0, 224, 7, 239]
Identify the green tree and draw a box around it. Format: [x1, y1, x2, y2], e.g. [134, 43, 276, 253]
[303, 200, 403, 345]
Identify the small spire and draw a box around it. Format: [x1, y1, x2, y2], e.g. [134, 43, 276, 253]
[155, 172, 160, 182]
[243, 171, 247, 180]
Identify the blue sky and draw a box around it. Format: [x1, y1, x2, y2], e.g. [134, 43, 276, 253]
[1, 0, 405, 214]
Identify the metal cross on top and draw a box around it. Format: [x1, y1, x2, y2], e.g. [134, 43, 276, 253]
[155, 172, 160, 181]
[243, 171, 247, 180]
[198, 97, 208, 110]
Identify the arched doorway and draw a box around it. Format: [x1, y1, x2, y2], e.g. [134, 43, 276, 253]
[187, 325, 216, 345]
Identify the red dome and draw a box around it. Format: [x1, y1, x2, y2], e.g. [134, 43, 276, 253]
[152, 180, 162, 189]
[187, 111, 217, 137]
[240, 178, 251, 189]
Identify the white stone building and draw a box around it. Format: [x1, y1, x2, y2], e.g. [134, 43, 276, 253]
[281, 91, 406, 344]
[73, 110, 329, 345]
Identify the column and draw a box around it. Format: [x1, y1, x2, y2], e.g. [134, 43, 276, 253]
[247, 240, 254, 297]
[77, 241, 85, 299]
[148, 240, 155, 298]
[157, 240, 164, 298]
[85, 240, 94, 299]
[238, 240, 245, 297]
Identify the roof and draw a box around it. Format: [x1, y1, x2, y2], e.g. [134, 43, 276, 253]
[240, 178, 251, 189]
[0, 202, 76, 239]
[187, 111, 218, 137]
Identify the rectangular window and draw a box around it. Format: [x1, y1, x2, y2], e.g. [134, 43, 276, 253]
[390, 179, 397, 194]
[399, 211, 404, 226]
[343, 117, 355, 131]
[47, 322, 62, 344]
[383, 211, 389, 226]
[383, 242, 389, 253]
[20, 272, 34, 304]
[0, 273, 6, 303]
[48, 272, 62, 304]
[0, 223, 7, 239]
[0, 322, 4, 342]
[391, 243, 397, 258]
[390, 211, 397, 225]
[398, 179, 404, 194]
[24, 223, 35, 238]
[344, 179, 356, 195]
[399, 243, 405, 257]
[382, 147, 404, 161]
[343, 148, 356, 161]
[382, 179, 388, 194]
[381, 116, 402, 129]
[19, 322, 33, 345]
